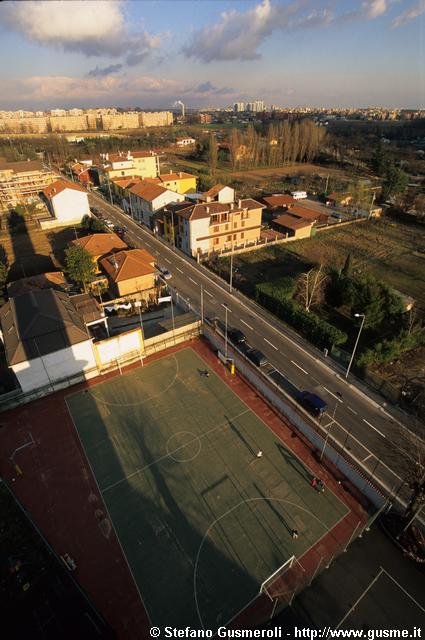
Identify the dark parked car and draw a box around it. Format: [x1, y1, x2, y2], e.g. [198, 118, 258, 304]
[113, 225, 125, 239]
[296, 391, 327, 417]
[228, 328, 247, 345]
[247, 348, 268, 367]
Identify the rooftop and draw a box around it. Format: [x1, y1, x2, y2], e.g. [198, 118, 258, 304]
[273, 214, 313, 230]
[100, 248, 156, 283]
[43, 179, 86, 199]
[72, 232, 127, 257]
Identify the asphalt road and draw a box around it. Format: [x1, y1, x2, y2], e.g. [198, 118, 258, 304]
[85, 188, 422, 500]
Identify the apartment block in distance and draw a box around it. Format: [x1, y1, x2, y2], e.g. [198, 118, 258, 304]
[0, 159, 57, 210]
[139, 111, 173, 127]
[163, 198, 264, 258]
[100, 113, 140, 130]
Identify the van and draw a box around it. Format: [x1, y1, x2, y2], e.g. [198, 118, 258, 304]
[291, 190, 308, 200]
[296, 391, 327, 417]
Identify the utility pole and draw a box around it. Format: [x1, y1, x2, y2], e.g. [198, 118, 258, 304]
[224, 305, 229, 358]
[229, 207, 234, 293]
[200, 284, 204, 326]
[325, 174, 330, 195]
[346, 313, 366, 378]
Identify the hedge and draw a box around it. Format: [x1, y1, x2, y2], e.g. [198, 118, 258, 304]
[255, 281, 347, 349]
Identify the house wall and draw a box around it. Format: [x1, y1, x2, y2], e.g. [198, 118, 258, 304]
[93, 328, 144, 369]
[51, 188, 90, 223]
[161, 176, 197, 194]
[116, 273, 156, 297]
[216, 187, 235, 203]
[188, 217, 210, 257]
[131, 190, 184, 227]
[12, 339, 97, 393]
[206, 206, 263, 254]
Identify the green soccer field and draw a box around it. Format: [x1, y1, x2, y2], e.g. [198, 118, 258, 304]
[66, 347, 349, 629]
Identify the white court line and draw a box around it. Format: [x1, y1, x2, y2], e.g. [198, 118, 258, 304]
[290, 360, 309, 375]
[204, 289, 213, 298]
[363, 454, 372, 462]
[176, 267, 184, 274]
[347, 406, 358, 415]
[322, 386, 343, 403]
[241, 319, 253, 330]
[332, 569, 384, 634]
[264, 338, 278, 351]
[189, 277, 199, 286]
[381, 568, 425, 613]
[221, 304, 232, 312]
[165, 258, 172, 264]
[363, 418, 386, 439]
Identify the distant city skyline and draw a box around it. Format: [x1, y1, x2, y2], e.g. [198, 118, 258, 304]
[0, 0, 424, 110]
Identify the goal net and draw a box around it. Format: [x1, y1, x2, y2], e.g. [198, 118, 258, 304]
[260, 556, 296, 601]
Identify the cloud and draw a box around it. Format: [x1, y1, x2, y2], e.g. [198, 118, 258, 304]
[0, 0, 160, 65]
[392, 0, 425, 27]
[87, 64, 123, 78]
[182, 0, 396, 63]
[192, 81, 235, 95]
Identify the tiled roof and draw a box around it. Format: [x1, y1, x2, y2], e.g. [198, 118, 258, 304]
[111, 176, 143, 189]
[167, 198, 263, 221]
[100, 249, 156, 283]
[273, 214, 312, 230]
[0, 289, 88, 365]
[43, 179, 86, 199]
[72, 233, 127, 257]
[129, 181, 168, 201]
[289, 205, 320, 221]
[7, 272, 66, 298]
[262, 194, 295, 208]
[0, 159, 45, 173]
[203, 184, 227, 198]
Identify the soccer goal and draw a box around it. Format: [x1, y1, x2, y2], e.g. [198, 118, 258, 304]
[260, 556, 296, 601]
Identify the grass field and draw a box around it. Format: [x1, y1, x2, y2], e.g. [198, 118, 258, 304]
[66, 347, 349, 629]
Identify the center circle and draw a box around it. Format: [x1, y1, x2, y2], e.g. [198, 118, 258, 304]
[166, 431, 202, 463]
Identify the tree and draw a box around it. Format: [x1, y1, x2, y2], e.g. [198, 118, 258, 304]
[382, 163, 409, 201]
[208, 134, 218, 179]
[371, 142, 388, 176]
[229, 128, 240, 170]
[65, 245, 96, 293]
[295, 265, 328, 312]
[395, 429, 425, 523]
[342, 253, 353, 277]
[81, 214, 106, 233]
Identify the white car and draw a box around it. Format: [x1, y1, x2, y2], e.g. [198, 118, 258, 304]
[157, 265, 172, 280]
[104, 220, 114, 229]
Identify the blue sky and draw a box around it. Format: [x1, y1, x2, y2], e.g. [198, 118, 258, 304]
[0, 0, 424, 110]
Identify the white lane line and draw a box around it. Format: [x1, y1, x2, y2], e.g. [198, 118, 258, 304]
[145, 242, 151, 247]
[164, 258, 172, 264]
[176, 267, 184, 274]
[241, 319, 253, 330]
[221, 304, 232, 313]
[347, 406, 358, 415]
[204, 289, 213, 298]
[189, 277, 199, 286]
[363, 454, 373, 462]
[363, 418, 386, 439]
[322, 386, 343, 403]
[264, 337, 278, 351]
[290, 360, 309, 375]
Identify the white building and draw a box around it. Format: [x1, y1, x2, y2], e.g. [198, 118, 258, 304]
[202, 184, 235, 204]
[176, 137, 196, 147]
[0, 289, 100, 393]
[129, 182, 184, 229]
[41, 179, 90, 229]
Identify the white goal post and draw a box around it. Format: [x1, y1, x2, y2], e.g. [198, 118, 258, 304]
[260, 555, 296, 600]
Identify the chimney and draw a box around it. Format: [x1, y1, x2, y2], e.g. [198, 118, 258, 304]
[205, 205, 209, 214]
[105, 153, 109, 161]
[179, 172, 182, 178]
[230, 202, 234, 210]
[238, 199, 241, 208]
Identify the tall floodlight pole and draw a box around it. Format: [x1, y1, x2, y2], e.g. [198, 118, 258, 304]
[224, 305, 229, 358]
[345, 313, 366, 378]
[320, 392, 342, 462]
[200, 284, 204, 326]
[229, 208, 234, 293]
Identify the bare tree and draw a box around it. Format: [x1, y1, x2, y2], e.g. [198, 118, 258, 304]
[295, 265, 328, 312]
[208, 134, 218, 179]
[396, 428, 425, 524]
[229, 128, 240, 170]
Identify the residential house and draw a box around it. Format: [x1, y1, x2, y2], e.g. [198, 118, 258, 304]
[68, 162, 92, 186]
[145, 171, 197, 194]
[129, 182, 184, 229]
[327, 192, 353, 207]
[202, 184, 235, 204]
[72, 233, 127, 273]
[99, 248, 157, 300]
[262, 194, 296, 212]
[0, 289, 102, 393]
[272, 214, 313, 240]
[162, 198, 264, 258]
[289, 204, 328, 225]
[93, 150, 160, 185]
[110, 176, 144, 213]
[40, 179, 90, 229]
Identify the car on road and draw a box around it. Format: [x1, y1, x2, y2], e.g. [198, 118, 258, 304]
[90, 206, 99, 215]
[296, 391, 328, 417]
[157, 265, 172, 280]
[228, 328, 247, 345]
[246, 348, 268, 368]
[104, 220, 114, 229]
[113, 225, 125, 239]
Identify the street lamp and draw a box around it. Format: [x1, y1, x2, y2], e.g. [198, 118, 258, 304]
[345, 313, 366, 379]
[223, 304, 229, 358]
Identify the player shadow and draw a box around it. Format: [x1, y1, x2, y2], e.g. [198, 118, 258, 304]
[253, 482, 293, 534]
[225, 415, 257, 456]
[275, 443, 311, 483]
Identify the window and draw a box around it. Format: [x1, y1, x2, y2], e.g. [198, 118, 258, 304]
[241, 232, 245, 239]
[233, 234, 237, 240]
[233, 222, 237, 229]
[226, 235, 231, 242]
[225, 224, 229, 231]
[214, 238, 219, 245]
[241, 221, 245, 227]
[214, 226, 219, 233]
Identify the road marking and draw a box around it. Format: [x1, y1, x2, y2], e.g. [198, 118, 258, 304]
[290, 360, 309, 375]
[221, 304, 232, 313]
[189, 277, 199, 286]
[145, 242, 151, 247]
[176, 267, 184, 274]
[347, 406, 358, 415]
[164, 258, 172, 264]
[241, 319, 253, 330]
[204, 289, 213, 298]
[322, 386, 343, 403]
[264, 337, 278, 351]
[363, 454, 373, 462]
[362, 418, 386, 439]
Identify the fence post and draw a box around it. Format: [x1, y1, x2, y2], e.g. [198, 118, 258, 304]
[344, 520, 361, 551]
[308, 556, 324, 586]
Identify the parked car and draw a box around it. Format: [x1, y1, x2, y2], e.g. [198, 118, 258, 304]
[228, 328, 247, 345]
[90, 206, 99, 215]
[247, 348, 268, 367]
[296, 391, 327, 417]
[104, 219, 114, 229]
[157, 265, 172, 280]
[113, 225, 125, 239]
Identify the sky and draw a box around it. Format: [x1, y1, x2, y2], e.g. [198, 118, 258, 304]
[0, 0, 424, 110]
